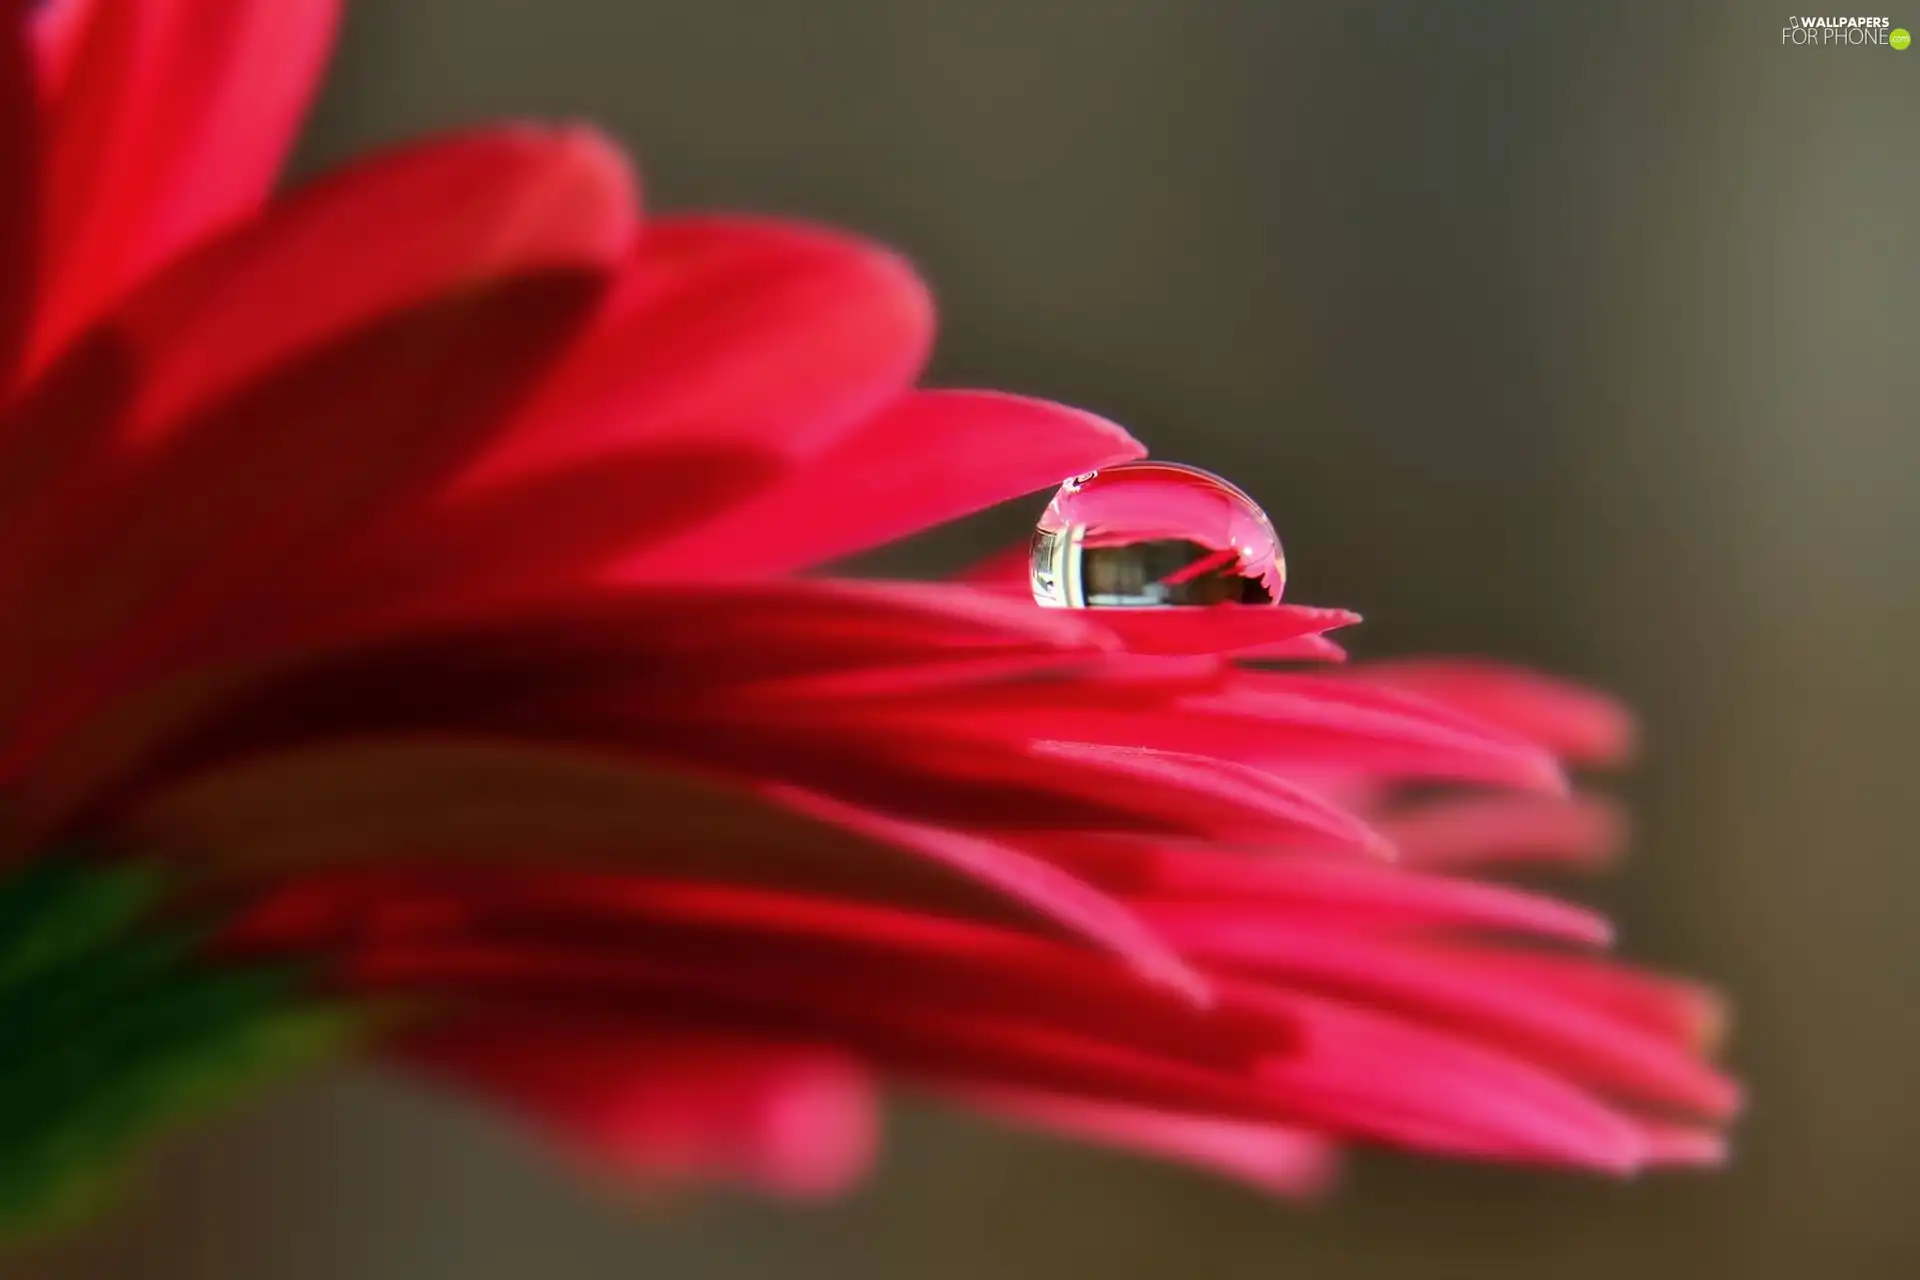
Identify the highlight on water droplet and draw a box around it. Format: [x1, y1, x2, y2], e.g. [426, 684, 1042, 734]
[1030, 461, 1286, 608]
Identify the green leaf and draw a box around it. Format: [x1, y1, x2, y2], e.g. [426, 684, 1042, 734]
[0, 857, 371, 1244]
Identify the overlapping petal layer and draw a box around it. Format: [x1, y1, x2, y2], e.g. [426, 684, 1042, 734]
[0, 0, 1734, 1228]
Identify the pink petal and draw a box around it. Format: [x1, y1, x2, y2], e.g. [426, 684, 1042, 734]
[959, 1087, 1339, 1196]
[1376, 792, 1628, 870]
[1187, 675, 1569, 794]
[1431, 950, 1730, 1054]
[29, 0, 342, 370]
[765, 786, 1208, 1003]
[827, 678, 1565, 796]
[1073, 843, 1615, 945]
[1025, 743, 1387, 855]
[403, 1020, 880, 1199]
[1354, 660, 1637, 768]
[463, 216, 932, 488]
[1155, 919, 1740, 1117]
[1238, 988, 1646, 1172]
[619, 391, 1144, 579]
[1630, 1122, 1730, 1169]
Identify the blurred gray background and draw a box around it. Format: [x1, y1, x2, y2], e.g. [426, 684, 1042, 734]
[27, 1, 1920, 1276]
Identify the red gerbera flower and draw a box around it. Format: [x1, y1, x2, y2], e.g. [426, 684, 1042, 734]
[0, 0, 1736, 1237]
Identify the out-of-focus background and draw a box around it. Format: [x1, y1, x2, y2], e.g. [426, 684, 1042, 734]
[26, 1, 1920, 1276]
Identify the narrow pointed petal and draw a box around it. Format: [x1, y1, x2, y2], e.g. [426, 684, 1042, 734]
[766, 787, 1208, 1002]
[1090, 848, 1615, 945]
[1631, 1123, 1730, 1169]
[1240, 990, 1648, 1172]
[830, 679, 1565, 796]
[960, 1088, 1338, 1196]
[1355, 661, 1637, 768]
[1090, 606, 1360, 658]
[1378, 793, 1628, 870]
[1189, 677, 1569, 794]
[1026, 744, 1388, 855]
[1433, 951, 1731, 1054]
[956, 546, 1356, 664]
[1156, 920, 1741, 1116]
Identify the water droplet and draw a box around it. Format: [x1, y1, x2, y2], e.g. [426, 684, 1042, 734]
[1030, 461, 1285, 608]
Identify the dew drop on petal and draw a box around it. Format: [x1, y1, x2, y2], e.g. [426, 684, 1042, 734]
[1030, 461, 1286, 608]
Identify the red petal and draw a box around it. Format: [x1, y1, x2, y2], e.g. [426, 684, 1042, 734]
[118, 126, 634, 451]
[29, 0, 342, 369]
[464, 216, 932, 488]
[273, 446, 781, 638]
[116, 737, 1202, 997]
[403, 1020, 880, 1198]
[957, 542, 1033, 595]
[0, 126, 636, 625]
[0, 271, 610, 775]
[335, 939, 1299, 1131]
[0, 16, 34, 387]
[620, 391, 1144, 578]
[1089, 605, 1360, 658]
[29, 0, 101, 99]
[1243, 633, 1350, 664]
[336, 935, 1642, 1172]
[955, 548, 1355, 663]
[232, 873, 1254, 1068]
[5, 579, 1112, 832]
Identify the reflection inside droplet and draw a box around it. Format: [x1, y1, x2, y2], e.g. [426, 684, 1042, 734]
[1030, 461, 1286, 608]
